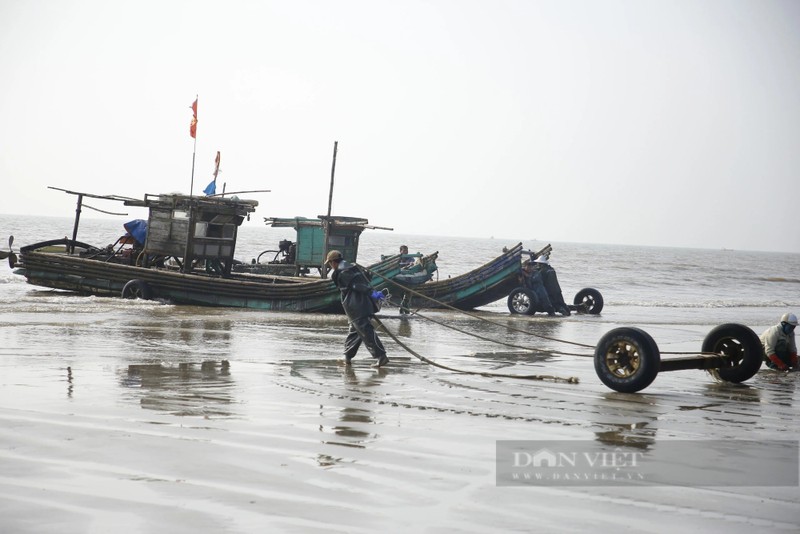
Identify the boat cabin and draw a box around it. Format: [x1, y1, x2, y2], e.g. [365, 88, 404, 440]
[124, 194, 258, 275]
[262, 215, 375, 276]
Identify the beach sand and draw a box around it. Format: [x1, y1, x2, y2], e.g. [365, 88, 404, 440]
[0, 298, 798, 533]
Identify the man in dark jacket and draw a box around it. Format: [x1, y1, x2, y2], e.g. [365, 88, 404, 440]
[326, 250, 389, 367]
[535, 257, 571, 316]
[520, 260, 556, 316]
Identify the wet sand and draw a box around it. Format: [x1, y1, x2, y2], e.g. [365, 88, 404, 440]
[0, 298, 799, 533]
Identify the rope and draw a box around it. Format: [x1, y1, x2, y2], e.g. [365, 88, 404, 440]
[402, 306, 584, 358]
[356, 264, 579, 382]
[365, 266, 595, 349]
[362, 264, 717, 379]
[373, 317, 579, 384]
[369, 265, 714, 358]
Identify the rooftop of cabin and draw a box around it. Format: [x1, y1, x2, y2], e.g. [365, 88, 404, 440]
[124, 193, 258, 215]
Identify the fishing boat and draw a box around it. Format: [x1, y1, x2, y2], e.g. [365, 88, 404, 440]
[381, 243, 524, 311]
[12, 188, 409, 313]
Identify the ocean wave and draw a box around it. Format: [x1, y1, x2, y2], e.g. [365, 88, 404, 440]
[612, 300, 799, 308]
[760, 277, 800, 284]
[0, 272, 26, 284]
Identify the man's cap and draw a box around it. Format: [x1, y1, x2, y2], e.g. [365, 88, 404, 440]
[325, 250, 343, 265]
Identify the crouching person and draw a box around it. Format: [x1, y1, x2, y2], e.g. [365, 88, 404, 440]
[760, 312, 798, 371]
[326, 250, 389, 367]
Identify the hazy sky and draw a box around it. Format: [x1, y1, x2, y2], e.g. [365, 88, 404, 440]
[1, 0, 798, 253]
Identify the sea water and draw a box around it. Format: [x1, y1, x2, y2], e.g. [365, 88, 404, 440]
[4, 213, 796, 314]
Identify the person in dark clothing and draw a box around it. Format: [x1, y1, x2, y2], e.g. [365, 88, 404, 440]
[535, 257, 571, 316]
[520, 260, 556, 316]
[327, 250, 389, 367]
[398, 244, 415, 268]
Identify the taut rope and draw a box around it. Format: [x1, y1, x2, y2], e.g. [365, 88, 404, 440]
[369, 266, 709, 358]
[373, 316, 579, 384]
[362, 265, 581, 383]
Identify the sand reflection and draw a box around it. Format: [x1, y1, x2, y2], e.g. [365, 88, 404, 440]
[314, 365, 391, 467]
[120, 360, 235, 417]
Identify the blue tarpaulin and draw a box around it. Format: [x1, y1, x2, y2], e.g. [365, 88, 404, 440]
[123, 219, 148, 246]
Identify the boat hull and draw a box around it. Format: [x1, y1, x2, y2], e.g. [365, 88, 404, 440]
[384, 243, 523, 310]
[16, 247, 405, 313]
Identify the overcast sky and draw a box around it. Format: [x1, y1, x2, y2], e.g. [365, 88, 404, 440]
[1, 0, 798, 253]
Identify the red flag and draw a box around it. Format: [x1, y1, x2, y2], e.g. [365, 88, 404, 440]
[189, 98, 198, 138]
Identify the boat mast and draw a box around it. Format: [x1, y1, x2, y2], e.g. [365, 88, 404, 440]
[70, 194, 84, 254]
[327, 140, 337, 218]
[322, 141, 338, 278]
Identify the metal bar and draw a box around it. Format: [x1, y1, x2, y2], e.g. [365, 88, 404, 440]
[659, 355, 729, 372]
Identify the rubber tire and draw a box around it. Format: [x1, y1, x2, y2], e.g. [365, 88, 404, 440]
[121, 279, 153, 300]
[507, 287, 536, 315]
[594, 327, 660, 393]
[574, 288, 604, 315]
[700, 323, 762, 383]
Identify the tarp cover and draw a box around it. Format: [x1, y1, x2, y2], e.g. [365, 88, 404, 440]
[123, 219, 148, 246]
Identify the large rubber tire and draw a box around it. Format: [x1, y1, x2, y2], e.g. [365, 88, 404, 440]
[701, 323, 762, 383]
[594, 327, 660, 393]
[574, 288, 604, 315]
[121, 279, 153, 300]
[507, 287, 537, 315]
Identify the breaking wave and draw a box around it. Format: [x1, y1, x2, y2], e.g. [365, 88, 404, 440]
[611, 299, 798, 308]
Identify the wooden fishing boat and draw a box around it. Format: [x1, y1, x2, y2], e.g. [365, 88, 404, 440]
[382, 243, 524, 311]
[13, 188, 407, 313]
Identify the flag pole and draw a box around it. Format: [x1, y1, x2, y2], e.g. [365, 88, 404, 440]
[189, 95, 198, 196]
[190, 136, 197, 197]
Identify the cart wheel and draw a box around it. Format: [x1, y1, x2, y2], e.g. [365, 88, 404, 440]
[701, 323, 762, 383]
[121, 279, 153, 300]
[574, 288, 603, 314]
[507, 287, 536, 315]
[594, 327, 660, 392]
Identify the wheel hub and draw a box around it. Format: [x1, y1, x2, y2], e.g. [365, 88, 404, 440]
[512, 293, 530, 313]
[605, 341, 641, 378]
[712, 338, 744, 367]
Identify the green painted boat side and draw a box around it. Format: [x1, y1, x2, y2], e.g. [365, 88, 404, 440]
[384, 243, 523, 310]
[16, 248, 404, 313]
[16, 235, 521, 312]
